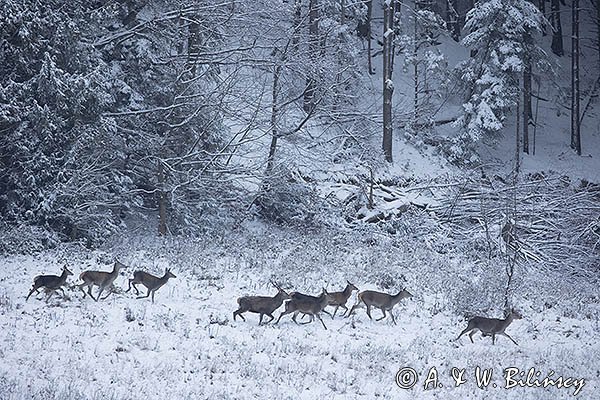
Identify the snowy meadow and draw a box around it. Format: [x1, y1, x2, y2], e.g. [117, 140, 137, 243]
[1, 226, 598, 400]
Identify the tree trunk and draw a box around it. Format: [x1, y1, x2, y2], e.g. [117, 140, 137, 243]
[266, 65, 282, 174]
[572, 0, 581, 155]
[515, 97, 521, 178]
[382, 0, 395, 162]
[303, 0, 319, 113]
[550, 0, 563, 56]
[523, 59, 531, 154]
[158, 161, 167, 236]
[447, 0, 460, 41]
[413, 12, 419, 128]
[357, 0, 375, 74]
[569, 0, 581, 153]
[570, 0, 575, 150]
[597, 0, 600, 67]
[293, 0, 302, 51]
[539, 0, 546, 35]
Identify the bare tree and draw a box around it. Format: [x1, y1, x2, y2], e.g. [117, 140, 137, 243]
[523, 56, 532, 154]
[303, 0, 320, 113]
[383, 0, 396, 162]
[550, 0, 564, 56]
[571, 0, 581, 155]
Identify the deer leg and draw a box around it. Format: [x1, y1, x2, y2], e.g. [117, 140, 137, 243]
[26, 286, 38, 301]
[275, 310, 289, 325]
[500, 332, 519, 346]
[233, 309, 246, 322]
[321, 309, 333, 318]
[100, 286, 114, 300]
[299, 314, 315, 325]
[316, 313, 328, 330]
[137, 288, 152, 300]
[97, 285, 109, 301]
[57, 287, 66, 297]
[366, 305, 373, 320]
[126, 279, 137, 293]
[468, 329, 478, 343]
[456, 327, 470, 341]
[292, 311, 302, 324]
[346, 302, 361, 318]
[376, 308, 387, 321]
[331, 305, 340, 319]
[264, 313, 275, 324]
[78, 284, 88, 299]
[45, 290, 54, 302]
[492, 334, 496, 345]
[338, 304, 348, 319]
[390, 311, 397, 325]
[151, 290, 155, 303]
[88, 285, 98, 302]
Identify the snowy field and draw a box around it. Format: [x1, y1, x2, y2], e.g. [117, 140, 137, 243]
[0, 229, 598, 400]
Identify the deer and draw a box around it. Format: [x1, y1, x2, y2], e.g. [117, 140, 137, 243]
[289, 289, 333, 318]
[325, 281, 359, 319]
[26, 266, 73, 302]
[126, 268, 176, 303]
[456, 309, 523, 345]
[275, 288, 332, 330]
[233, 281, 290, 325]
[78, 260, 126, 301]
[346, 289, 413, 324]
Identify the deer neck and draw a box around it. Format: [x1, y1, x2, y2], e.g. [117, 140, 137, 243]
[274, 292, 285, 306]
[110, 265, 121, 278]
[390, 292, 405, 306]
[318, 293, 328, 308]
[342, 285, 353, 299]
[501, 314, 514, 329]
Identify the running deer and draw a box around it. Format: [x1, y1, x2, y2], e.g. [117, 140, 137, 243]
[289, 290, 333, 318]
[325, 281, 359, 319]
[26, 266, 73, 301]
[346, 289, 413, 324]
[275, 288, 332, 330]
[233, 281, 290, 325]
[456, 309, 523, 345]
[126, 268, 176, 303]
[78, 260, 126, 301]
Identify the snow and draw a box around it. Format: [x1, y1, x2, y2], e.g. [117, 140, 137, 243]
[1, 233, 598, 399]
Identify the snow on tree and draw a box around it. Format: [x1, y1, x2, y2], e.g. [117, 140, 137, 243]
[455, 0, 547, 158]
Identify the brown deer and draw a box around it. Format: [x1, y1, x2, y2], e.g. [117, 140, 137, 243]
[289, 290, 333, 318]
[275, 288, 332, 330]
[346, 289, 412, 324]
[456, 309, 523, 345]
[126, 268, 176, 303]
[26, 266, 73, 301]
[233, 281, 290, 325]
[78, 260, 126, 301]
[325, 281, 359, 318]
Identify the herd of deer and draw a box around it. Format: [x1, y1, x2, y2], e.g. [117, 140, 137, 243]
[24, 261, 523, 345]
[25, 261, 176, 304]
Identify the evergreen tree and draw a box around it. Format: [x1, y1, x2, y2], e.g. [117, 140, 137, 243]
[456, 0, 547, 148]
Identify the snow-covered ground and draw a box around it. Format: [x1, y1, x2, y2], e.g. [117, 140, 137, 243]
[1, 229, 598, 400]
